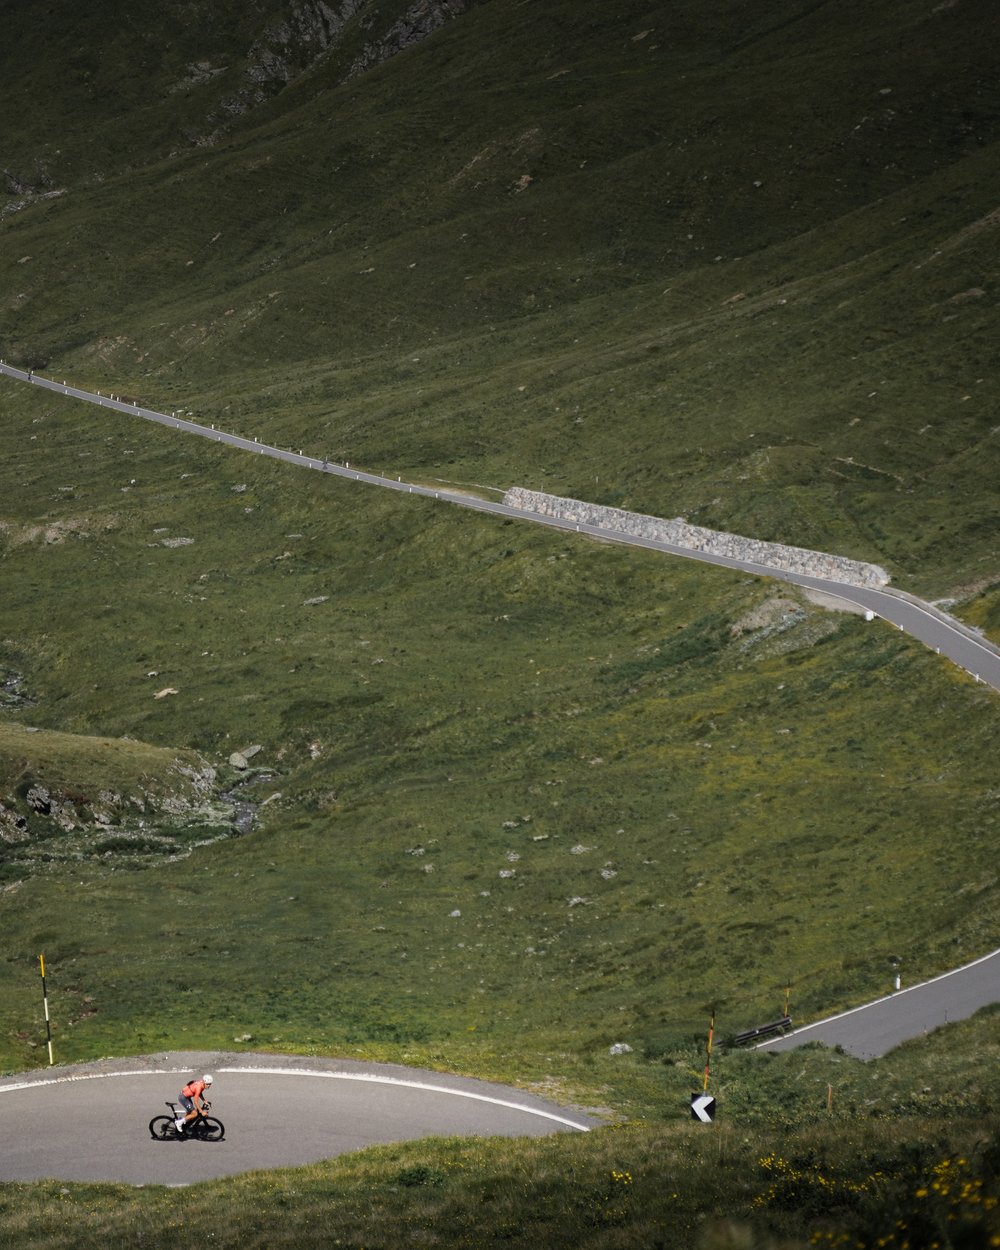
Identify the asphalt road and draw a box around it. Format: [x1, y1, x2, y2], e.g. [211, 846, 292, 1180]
[4, 361, 998, 692]
[760, 947, 1000, 1059]
[0, 1053, 593, 1184]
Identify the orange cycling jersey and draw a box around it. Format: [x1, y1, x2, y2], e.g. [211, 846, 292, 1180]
[182, 1079, 208, 1099]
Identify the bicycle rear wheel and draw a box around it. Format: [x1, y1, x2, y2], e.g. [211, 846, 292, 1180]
[195, 1116, 225, 1142]
[149, 1115, 177, 1141]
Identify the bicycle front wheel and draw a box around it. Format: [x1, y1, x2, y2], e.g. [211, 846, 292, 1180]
[149, 1115, 176, 1141]
[195, 1116, 225, 1142]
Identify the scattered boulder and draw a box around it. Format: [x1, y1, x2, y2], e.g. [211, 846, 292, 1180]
[26, 785, 51, 814]
[229, 744, 262, 770]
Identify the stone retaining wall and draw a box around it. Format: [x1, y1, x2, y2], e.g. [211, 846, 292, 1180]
[502, 487, 890, 588]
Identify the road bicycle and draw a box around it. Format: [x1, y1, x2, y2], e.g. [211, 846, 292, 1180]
[149, 1099, 225, 1142]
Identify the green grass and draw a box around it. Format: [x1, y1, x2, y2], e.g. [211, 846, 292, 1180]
[0, 722, 204, 800]
[1, 381, 997, 1086]
[2, 0, 1000, 1244]
[1, 1100, 999, 1248]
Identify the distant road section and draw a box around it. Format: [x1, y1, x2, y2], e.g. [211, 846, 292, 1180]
[761, 947, 1000, 1059]
[3, 362, 998, 693]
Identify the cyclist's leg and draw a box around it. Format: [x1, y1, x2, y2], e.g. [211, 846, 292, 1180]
[176, 1093, 194, 1129]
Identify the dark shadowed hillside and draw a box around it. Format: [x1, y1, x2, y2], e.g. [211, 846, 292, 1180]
[2, 0, 998, 586]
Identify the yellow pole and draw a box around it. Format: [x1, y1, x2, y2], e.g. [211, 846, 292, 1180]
[703, 1011, 715, 1093]
[39, 954, 54, 1066]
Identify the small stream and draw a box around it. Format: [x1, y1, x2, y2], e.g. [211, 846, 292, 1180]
[221, 773, 275, 836]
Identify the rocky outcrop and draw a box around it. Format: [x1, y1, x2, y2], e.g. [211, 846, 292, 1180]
[346, 0, 475, 79]
[214, 0, 476, 123]
[0, 801, 29, 843]
[243, 0, 364, 94]
[503, 487, 890, 589]
[0, 759, 246, 876]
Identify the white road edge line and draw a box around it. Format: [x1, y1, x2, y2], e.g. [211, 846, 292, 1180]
[0, 1066, 591, 1132]
[219, 1067, 592, 1130]
[757, 944, 1000, 1047]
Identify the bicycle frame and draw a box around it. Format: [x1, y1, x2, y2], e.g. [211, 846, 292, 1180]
[150, 1100, 224, 1142]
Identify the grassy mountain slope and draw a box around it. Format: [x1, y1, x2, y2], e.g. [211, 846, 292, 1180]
[5, 380, 997, 1079]
[3, 0, 998, 588]
[2, 1, 1000, 1245]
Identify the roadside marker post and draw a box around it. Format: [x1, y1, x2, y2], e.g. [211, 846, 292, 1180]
[691, 1009, 717, 1122]
[39, 954, 54, 1066]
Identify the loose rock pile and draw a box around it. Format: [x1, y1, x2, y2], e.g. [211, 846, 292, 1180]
[504, 487, 890, 589]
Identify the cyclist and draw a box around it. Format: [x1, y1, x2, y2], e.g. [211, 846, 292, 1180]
[175, 1074, 213, 1132]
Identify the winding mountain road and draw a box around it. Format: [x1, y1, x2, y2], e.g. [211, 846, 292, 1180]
[4, 362, 998, 692]
[0, 1052, 593, 1184]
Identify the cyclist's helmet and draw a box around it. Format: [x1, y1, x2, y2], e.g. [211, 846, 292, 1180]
[203, 1074, 214, 1085]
